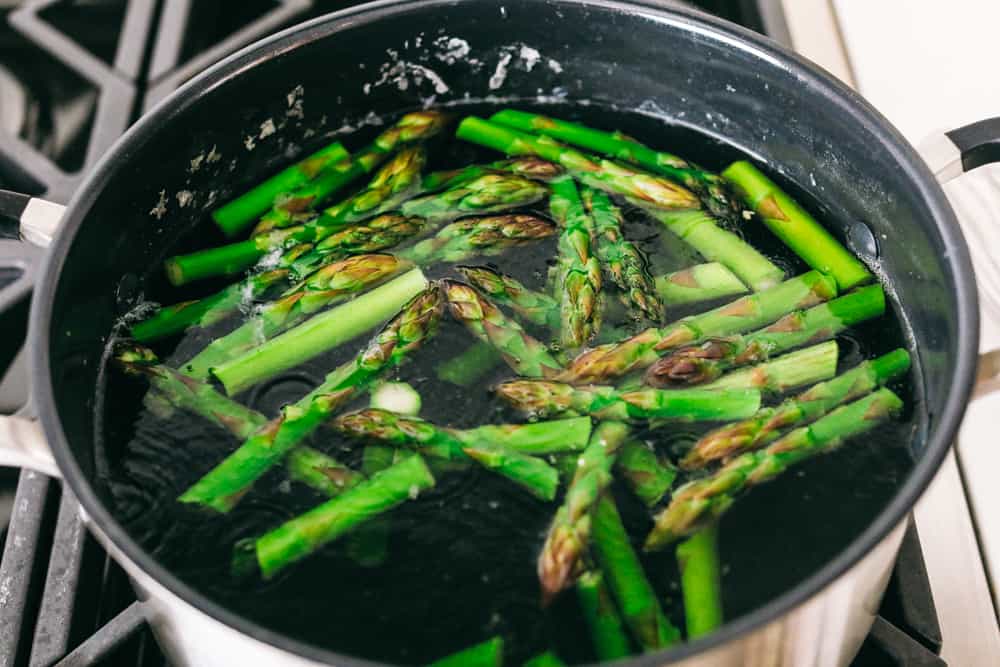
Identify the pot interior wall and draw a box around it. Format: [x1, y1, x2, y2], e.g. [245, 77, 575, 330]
[43, 0, 957, 656]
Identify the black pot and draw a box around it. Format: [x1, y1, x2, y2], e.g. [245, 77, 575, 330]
[0, 1, 996, 665]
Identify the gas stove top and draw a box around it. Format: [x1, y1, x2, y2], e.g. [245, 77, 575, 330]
[0, 1, 982, 665]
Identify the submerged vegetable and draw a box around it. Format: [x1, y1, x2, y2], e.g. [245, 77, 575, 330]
[119, 107, 910, 664]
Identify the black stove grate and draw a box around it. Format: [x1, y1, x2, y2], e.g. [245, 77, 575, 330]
[0, 1, 945, 665]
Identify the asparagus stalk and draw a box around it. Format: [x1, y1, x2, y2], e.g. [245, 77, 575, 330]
[421, 156, 563, 191]
[456, 117, 700, 209]
[700, 341, 839, 395]
[250, 111, 450, 234]
[332, 408, 567, 499]
[676, 524, 723, 638]
[592, 494, 681, 649]
[457, 266, 559, 328]
[523, 651, 566, 667]
[537, 421, 630, 601]
[616, 440, 677, 508]
[344, 444, 396, 567]
[443, 280, 562, 378]
[550, 177, 603, 348]
[683, 348, 910, 469]
[436, 341, 503, 386]
[167, 147, 426, 285]
[488, 109, 743, 223]
[584, 186, 663, 321]
[643, 207, 784, 292]
[288, 173, 549, 276]
[179, 285, 443, 512]
[211, 268, 428, 395]
[212, 140, 349, 237]
[644, 285, 884, 387]
[115, 343, 267, 439]
[286, 446, 364, 497]
[576, 570, 633, 659]
[427, 637, 503, 667]
[460, 416, 593, 454]
[654, 263, 748, 307]
[496, 381, 761, 423]
[336, 410, 591, 459]
[116, 344, 365, 499]
[284, 212, 427, 277]
[130, 268, 288, 343]
[559, 271, 838, 384]
[461, 445, 559, 501]
[398, 214, 555, 267]
[723, 161, 872, 290]
[233, 454, 435, 579]
[182, 255, 411, 378]
[645, 388, 903, 549]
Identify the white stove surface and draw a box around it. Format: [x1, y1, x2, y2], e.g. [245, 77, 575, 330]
[779, 2, 1000, 664]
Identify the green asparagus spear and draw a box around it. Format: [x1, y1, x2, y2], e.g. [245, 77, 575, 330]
[654, 263, 748, 307]
[459, 417, 593, 454]
[550, 177, 603, 348]
[645, 388, 903, 549]
[523, 651, 566, 667]
[560, 271, 837, 385]
[167, 147, 426, 285]
[286, 446, 364, 497]
[335, 411, 589, 458]
[211, 268, 428, 395]
[130, 268, 289, 343]
[700, 341, 839, 395]
[723, 161, 872, 290]
[234, 454, 435, 579]
[332, 408, 574, 499]
[436, 341, 504, 386]
[182, 254, 411, 378]
[457, 266, 559, 329]
[421, 156, 563, 191]
[682, 349, 910, 469]
[212, 140, 349, 237]
[584, 187, 663, 321]
[676, 524, 723, 638]
[496, 381, 760, 423]
[443, 280, 562, 378]
[283, 212, 427, 276]
[537, 421, 630, 601]
[288, 173, 550, 277]
[179, 285, 443, 512]
[427, 637, 503, 667]
[115, 343, 267, 439]
[116, 344, 365, 499]
[456, 117, 700, 209]
[643, 207, 784, 292]
[488, 109, 742, 223]
[592, 494, 681, 649]
[616, 440, 677, 507]
[250, 111, 450, 234]
[397, 214, 555, 266]
[576, 570, 633, 659]
[644, 285, 884, 387]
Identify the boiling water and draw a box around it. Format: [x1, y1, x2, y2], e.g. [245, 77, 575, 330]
[98, 103, 916, 665]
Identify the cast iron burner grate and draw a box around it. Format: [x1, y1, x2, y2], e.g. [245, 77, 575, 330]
[0, 1, 946, 665]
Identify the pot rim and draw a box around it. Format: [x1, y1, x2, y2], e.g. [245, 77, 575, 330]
[29, 1, 980, 665]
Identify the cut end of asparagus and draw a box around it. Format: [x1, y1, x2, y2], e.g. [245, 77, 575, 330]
[164, 258, 185, 287]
